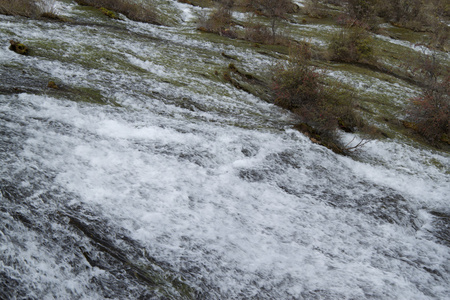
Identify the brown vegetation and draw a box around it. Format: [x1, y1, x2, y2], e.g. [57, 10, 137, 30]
[377, 0, 447, 31]
[246, 0, 295, 41]
[0, 0, 68, 20]
[307, 0, 449, 39]
[406, 77, 449, 144]
[196, 0, 293, 45]
[304, 0, 330, 18]
[345, 0, 378, 27]
[328, 26, 374, 63]
[271, 44, 369, 151]
[404, 51, 450, 145]
[74, 0, 160, 24]
[0, 0, 43, 17]
[243, 23, 272, 44]
[197, 4, 236, 37]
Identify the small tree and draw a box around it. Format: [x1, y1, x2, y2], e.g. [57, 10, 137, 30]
[249, 0, 293, 42]
[346, 0, 378, 28]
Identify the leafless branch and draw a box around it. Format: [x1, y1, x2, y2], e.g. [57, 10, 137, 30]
[342, 137, 370, 152]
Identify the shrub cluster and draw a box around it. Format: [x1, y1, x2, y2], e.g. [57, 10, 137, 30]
[197, 0, 294, 44]
[270, 43, 374, 152]
[272, 45, 320, 110]
[308, 0, 448, 37]
[377, 0, 448, 31]
[243, 23, 272, 44]
[198, 4, 236, 37]
[273, 45, 354, 138]
[328, 26, 374, 63]
[407, 77, 450, 144]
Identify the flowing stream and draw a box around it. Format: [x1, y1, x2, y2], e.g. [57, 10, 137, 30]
[1, 1, 449, 299]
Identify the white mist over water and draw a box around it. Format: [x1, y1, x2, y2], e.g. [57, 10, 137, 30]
[1, 1, 449, 299]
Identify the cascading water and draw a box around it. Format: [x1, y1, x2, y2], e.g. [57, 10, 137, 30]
[1, 1, 449, 299]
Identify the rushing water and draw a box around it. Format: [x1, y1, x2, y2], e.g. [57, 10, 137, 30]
[1, 1, 449, 299]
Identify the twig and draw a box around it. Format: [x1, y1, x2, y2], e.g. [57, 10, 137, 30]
[342, 137, 370, 152]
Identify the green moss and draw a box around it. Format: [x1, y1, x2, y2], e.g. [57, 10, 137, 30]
[9, 40, 29, 55]
[47, 80, 58, 89]
[427, 158, 448, 172]
[49, 85, 121, 106]
[40, 12, 71, 22]
[99, 7, 119, 19]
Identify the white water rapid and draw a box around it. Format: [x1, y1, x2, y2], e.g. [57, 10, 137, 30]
[1, 1, 449, 299]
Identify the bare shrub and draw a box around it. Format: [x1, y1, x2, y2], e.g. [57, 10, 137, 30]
[429, 23, 449, 51]
[217, 0, 234, 9]
[400, 49, 448, 90]
[403, 49, 450, 144]
[0, 0, 59, 17]
[272, 43, 373, 151]
[243, 23, 272, 43]
[407, 77, 450, 144]
[328, 26, 374, 63]
[198, 4, 235, 36]
[208, 6, 232, 32]
[271, 44, 339, 137]
[272, 45, 320, 110]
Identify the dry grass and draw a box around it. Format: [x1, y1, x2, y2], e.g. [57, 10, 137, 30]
[74, 0, 160, 24]
[197, 4, 236, 36]
[0, 0, 41, 17]
[0, 0, 58, 18]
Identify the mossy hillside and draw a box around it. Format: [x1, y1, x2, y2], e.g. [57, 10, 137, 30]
[192, 8, 442, 149]
[2, 18, 271, 117]
[3, 0, 448, 148]
[0, 62, 116, 106]
[27, 34, 153, 74]
[381, 24, 433, 44]
[317, 60, 422, 134]
[67, 3, 121, 24]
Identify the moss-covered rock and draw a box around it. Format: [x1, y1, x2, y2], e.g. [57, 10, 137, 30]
[47, 81, 58, 89]
[99, 7, 119, 19]
[9, 40, 29, 55]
